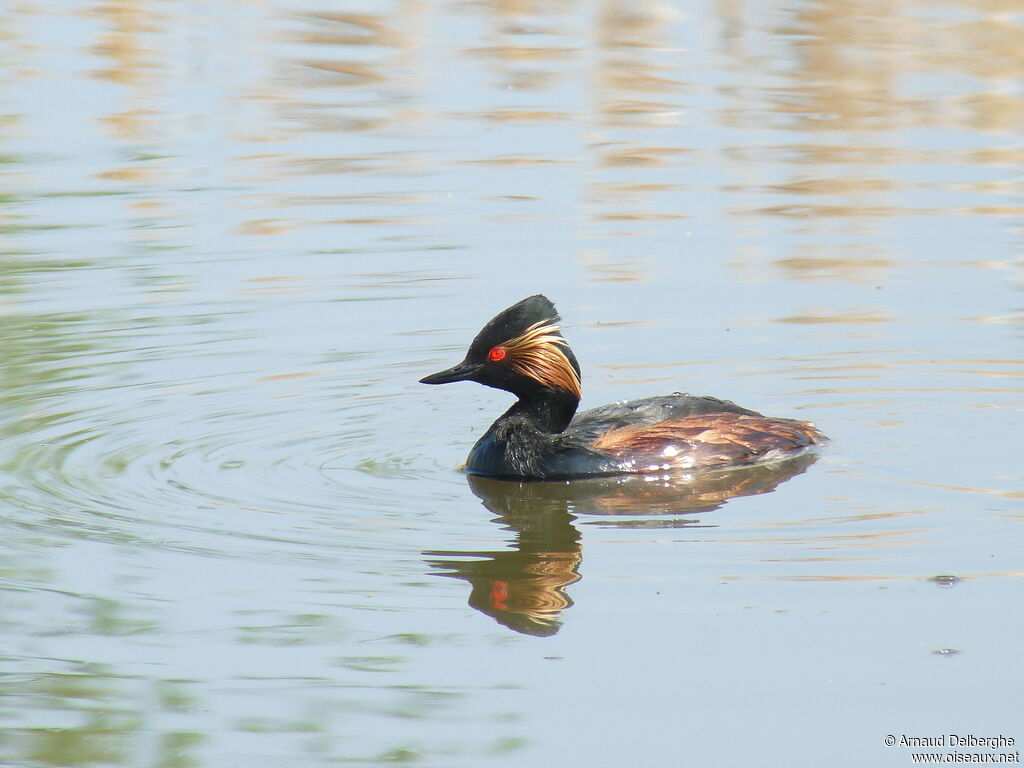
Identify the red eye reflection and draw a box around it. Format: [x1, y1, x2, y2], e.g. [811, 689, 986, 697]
[488, 346, 506, 362]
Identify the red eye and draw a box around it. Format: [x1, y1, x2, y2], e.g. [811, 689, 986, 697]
[488, 346, 506, 362]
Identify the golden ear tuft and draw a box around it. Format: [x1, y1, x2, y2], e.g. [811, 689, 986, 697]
[500, 321, 581, 398]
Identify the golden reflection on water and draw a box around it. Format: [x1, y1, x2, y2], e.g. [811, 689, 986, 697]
[6, 0, 1013, 285]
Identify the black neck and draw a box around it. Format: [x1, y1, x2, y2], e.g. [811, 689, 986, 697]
[506, 388, 579, 434]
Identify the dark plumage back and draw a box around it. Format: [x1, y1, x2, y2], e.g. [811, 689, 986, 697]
[590, 410, 825, 470]
[566, 394, 759, 443]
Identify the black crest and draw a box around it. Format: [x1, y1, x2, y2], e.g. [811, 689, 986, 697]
[467, 295, 561, 358]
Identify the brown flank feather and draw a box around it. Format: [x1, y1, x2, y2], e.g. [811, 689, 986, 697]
[501, 321, 582, 398]
[591, 412, 826, 469]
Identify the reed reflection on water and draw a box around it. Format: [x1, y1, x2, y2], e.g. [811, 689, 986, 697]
[3, 0, 1020, 255]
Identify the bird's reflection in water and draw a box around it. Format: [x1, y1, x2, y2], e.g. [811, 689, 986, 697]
[425, 453, 818, 636]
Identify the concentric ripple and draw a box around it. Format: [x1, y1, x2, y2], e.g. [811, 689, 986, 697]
[0, 350, 448, 567]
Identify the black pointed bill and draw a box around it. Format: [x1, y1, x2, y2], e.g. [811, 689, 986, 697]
[419, 360, 481, 385]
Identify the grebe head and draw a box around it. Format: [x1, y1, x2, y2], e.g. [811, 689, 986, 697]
[420, 294, 582, 400]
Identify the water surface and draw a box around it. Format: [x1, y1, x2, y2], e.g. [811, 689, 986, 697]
[1, 1, 1021, 766]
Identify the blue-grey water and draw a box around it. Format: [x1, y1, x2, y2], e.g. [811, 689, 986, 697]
[1, 2, 1021, 766]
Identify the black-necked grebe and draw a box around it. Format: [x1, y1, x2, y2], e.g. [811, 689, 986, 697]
[420, 295, 826, 480]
